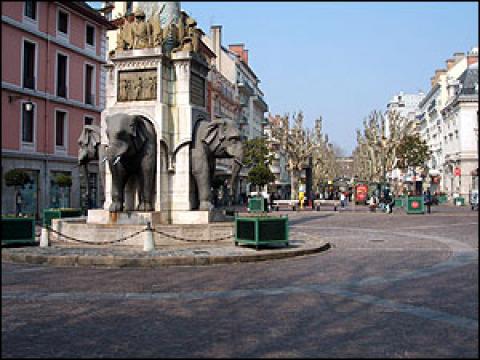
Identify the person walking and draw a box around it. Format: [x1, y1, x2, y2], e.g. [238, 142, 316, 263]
[424, 190, 432, 214]
[340, 192, 346, 209]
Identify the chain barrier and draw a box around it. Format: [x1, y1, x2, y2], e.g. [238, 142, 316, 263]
[45, 226, 148, 246]
[152, 228, 234, 243]
[43, 225, 234, 245]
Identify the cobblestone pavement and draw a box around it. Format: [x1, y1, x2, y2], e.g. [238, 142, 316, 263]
[2, 205, 478, 358]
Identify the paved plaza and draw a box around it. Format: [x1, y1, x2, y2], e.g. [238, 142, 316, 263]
[2, 205, 478, 358]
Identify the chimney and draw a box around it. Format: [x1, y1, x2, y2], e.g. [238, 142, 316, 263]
[211, 25, 222, 71]
[431, 69, 446, 86]
[467, 49, 478, 66]
[446, 58, 456, 70]
[243, 49, 248, 64]
[228, 44, 248, 64]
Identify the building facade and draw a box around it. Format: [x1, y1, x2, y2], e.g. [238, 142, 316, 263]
[417, 47, 478, 198]
[1, 1, 114, 218]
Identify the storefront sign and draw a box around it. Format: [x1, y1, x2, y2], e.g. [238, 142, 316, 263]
[454, 167, 461, 176]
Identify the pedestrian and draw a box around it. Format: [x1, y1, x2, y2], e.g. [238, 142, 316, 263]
[368, 194, 377, 212]
[424, 190, 432, 214]
[385, 192, 394, 214]
[340, 192, 346, 209]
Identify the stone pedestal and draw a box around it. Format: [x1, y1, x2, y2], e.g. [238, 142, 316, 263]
[87, 209, 168, 225]
[102, 48, 210, 224]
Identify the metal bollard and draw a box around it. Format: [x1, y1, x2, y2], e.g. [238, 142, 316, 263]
[143, 221, 155, 252]
[40, 227, 49, 247]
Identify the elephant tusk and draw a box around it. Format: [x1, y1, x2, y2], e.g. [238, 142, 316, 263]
[234, 159, 244, 167]
[102, 156, 108, 163]
[113, 156, 121, 166]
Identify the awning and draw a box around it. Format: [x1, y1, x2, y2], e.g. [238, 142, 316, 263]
[429, 169, 441, 176]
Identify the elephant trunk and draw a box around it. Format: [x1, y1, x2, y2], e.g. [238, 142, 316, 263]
[229, 158, 242, 205]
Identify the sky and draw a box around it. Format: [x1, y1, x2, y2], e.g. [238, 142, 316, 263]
[89, 1, 478, 155]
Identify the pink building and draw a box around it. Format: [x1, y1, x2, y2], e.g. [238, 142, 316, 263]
[1, 1, 114, 219]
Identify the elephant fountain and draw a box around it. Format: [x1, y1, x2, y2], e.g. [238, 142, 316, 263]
[191, 117, 244, 210]
[105, 113, 157, 212]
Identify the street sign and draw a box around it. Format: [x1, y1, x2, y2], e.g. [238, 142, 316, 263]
[454, 167, 461, 176]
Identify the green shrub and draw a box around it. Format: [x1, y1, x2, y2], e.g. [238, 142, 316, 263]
[4, 169, 31, 187]
[53, 174, 72, 187]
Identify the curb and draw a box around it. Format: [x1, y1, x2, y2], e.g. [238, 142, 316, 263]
[1, 242, 331, 268]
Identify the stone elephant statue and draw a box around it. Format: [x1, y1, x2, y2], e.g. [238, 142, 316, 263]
[105, 113, 157, 212]
[191, 117, 244, 210]
[78, 125, 106, 208]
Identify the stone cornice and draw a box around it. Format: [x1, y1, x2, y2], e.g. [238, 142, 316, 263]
[1, 15, 106, 64]
[1, 149, 78, 163]
[2, 81, 103, 113]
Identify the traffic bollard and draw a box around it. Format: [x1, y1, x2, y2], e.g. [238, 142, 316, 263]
[144, 222, 155, 252]
[40, 227, 49, 247]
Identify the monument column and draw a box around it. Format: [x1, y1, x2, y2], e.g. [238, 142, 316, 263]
[169, 51, 209, 216]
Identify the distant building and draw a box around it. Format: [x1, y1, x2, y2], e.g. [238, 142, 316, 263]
[1, 1, 114, 218]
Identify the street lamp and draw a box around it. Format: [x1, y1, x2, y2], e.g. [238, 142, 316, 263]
[9, 94, 33, 111]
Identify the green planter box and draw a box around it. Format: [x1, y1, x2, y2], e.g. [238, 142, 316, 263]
[1, 217, 36, 245]
[405, 196, 425, 214]
[394, 198, 404, 208]
[235, 215, 288, 250]
[43, 208, 83, 227]
[438, 195, 448, 204]
[454, 197, 465, 206]
[248, 197, 267, 213]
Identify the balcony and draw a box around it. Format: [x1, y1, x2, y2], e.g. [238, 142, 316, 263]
[237, 81, 254, 96]
[252, 95, 268, 112]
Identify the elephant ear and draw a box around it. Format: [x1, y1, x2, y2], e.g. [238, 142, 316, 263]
[130, 117, 149, 151]
[85, 125, 101, 147]
[203, 123, 219, 145]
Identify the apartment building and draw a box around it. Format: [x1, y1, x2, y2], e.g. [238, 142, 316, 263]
[1, 1, 114, 218]
[417, 47, 478, 198]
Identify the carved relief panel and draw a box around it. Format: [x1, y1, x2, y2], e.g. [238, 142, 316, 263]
[117, 69, 158, 102]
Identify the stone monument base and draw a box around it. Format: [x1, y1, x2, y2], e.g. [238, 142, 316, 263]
[87, 209, 231, 225]
[50, 217, 234, 247]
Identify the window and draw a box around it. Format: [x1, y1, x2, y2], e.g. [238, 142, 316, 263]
[84, 116, 94, 126]
[56, 53, 68, 98]
[22, 103, 35, 143]
[86, 24, 95, 46]
[55, 111, 66, 147]
[24, 0, 37, 20]
[23, 40, 36, 89]
[85, 64, 94, 105]
[58, 9, 68, 34]
[126, 1, 133, 15]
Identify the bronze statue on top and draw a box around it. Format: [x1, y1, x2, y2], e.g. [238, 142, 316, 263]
[114, 7, 204, 56]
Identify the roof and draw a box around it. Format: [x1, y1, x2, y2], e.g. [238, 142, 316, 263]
[457, 66, 478, 96]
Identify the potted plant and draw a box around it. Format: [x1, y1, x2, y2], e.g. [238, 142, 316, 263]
[43, 174, 82, 227]
[2, 169, 35, 244]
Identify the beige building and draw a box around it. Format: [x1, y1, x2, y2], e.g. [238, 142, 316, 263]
[418, 47, 478, 200]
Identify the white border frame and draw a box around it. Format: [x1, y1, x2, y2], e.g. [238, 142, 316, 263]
[22, 0, 39, 30]
[20, 99, 37, 152]
[21, 37, 38, 90]
[54, 107, 68, 155]
[83, 61, 96, 106]
[56, 7, 70, 42]
[54, 49, 70, 99]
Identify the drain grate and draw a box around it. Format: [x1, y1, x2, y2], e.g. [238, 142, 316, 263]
[369, 239, 385, 242]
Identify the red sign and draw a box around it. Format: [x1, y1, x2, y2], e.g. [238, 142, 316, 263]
[411, 201, 420, 209]
[454, 167, 461, 176]
[355, 184, 368, 202]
